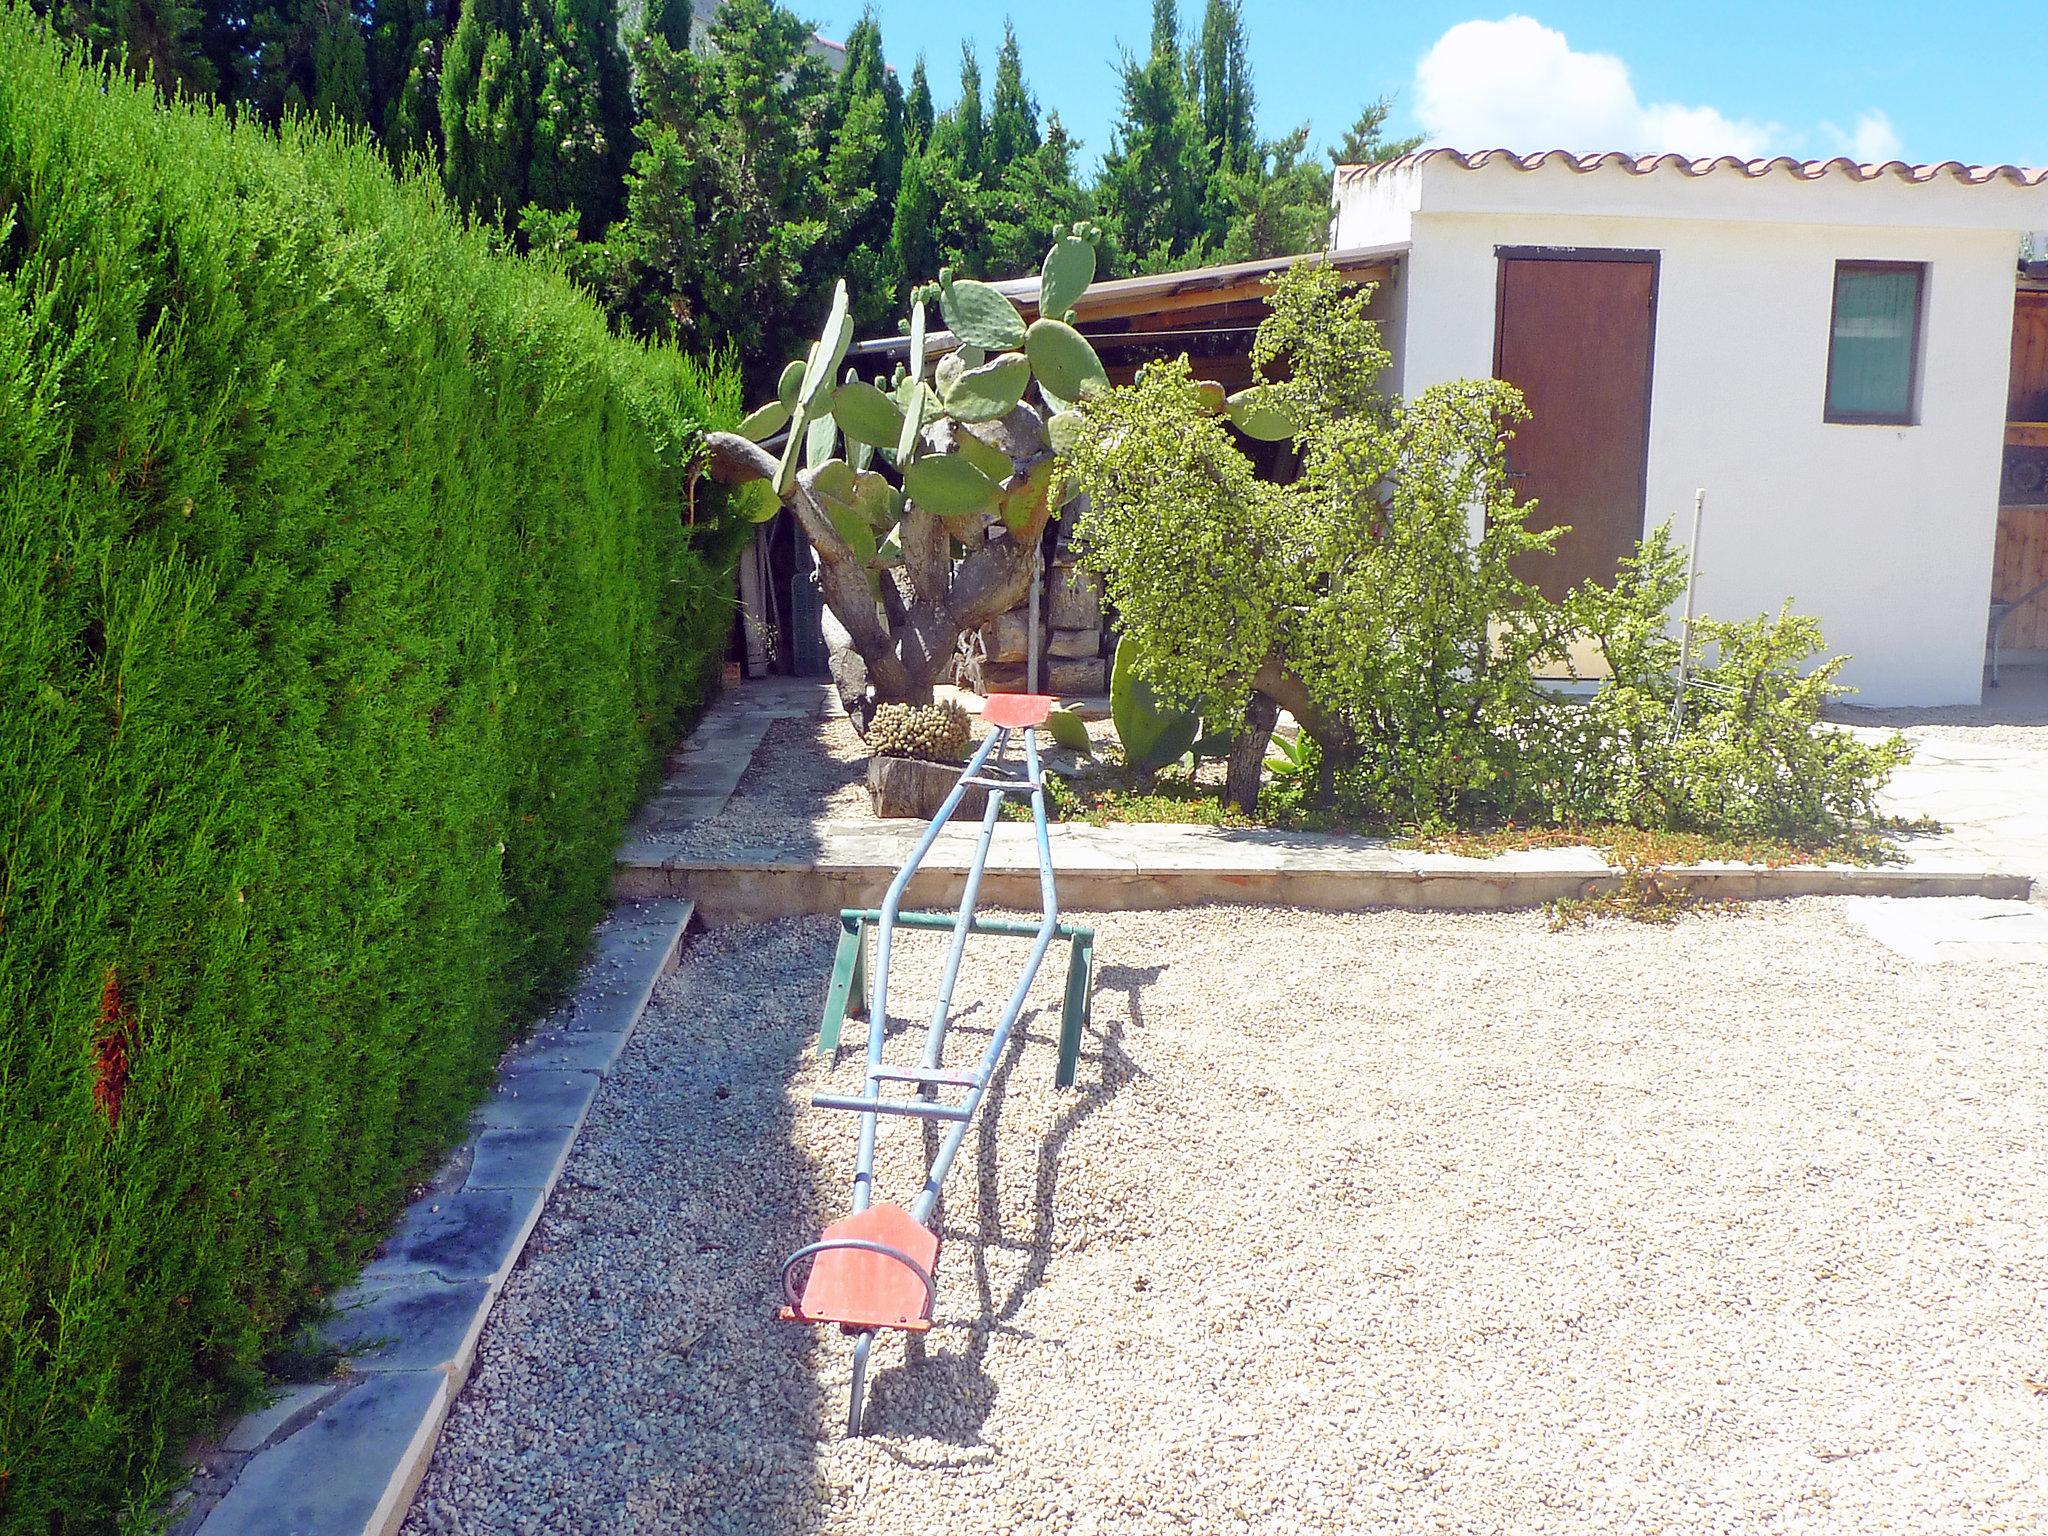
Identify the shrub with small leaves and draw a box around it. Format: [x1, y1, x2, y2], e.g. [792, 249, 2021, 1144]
[866, 701, 972, 762]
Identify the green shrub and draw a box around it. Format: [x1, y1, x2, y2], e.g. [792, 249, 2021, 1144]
[1066, 261, 1907, 845]
[1531, 529, 1911, 839]
[0, 11, 744, 1529]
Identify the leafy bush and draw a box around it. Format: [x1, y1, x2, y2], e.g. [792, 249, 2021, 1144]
[1528, 529, 1911, 838]
[1066, 260, 1906, 844]
[0, 11, 744, 1528]
[1065, 258, 1564, 821]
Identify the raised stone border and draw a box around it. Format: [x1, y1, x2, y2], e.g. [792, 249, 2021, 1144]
[615, 819, 2031, 924]
[174, 896, 693, 1536]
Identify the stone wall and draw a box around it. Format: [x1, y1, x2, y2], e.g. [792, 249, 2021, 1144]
[960, 525, 1107, 695]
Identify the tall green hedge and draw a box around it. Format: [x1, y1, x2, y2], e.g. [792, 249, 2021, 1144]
[0, 8, 743, 1527]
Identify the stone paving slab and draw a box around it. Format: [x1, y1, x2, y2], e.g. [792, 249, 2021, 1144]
[466, 1125, 577, 1190]
[1844, 895, 2048, 963]
[617, 819, 2030, 923]
[188, 895, 693, 1536]
[362, 1187, 546, 1285]
[320, 1277, 496, 1376]
[1857, 733, 2048, 895]
[471, 1067, 599, 1130]
[624, 680, 826, 841]
[219, 1383, 341, 1455]
[199, 1373, 448, 1536]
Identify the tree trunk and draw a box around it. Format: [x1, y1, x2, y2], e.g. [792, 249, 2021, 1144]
[1224, 690, 1277, 813]
[703, 411, 1059, 732]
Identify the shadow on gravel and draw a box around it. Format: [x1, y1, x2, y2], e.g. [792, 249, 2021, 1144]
[860, 958, 1156, 1454]
[429, 917, 843, 1536]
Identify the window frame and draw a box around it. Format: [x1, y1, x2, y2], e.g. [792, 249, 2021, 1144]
[1822, 259, 1927, 427]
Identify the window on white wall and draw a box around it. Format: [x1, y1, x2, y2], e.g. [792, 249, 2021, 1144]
[1824, 261, 1926, 425]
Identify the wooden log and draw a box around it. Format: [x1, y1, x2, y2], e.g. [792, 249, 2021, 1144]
[866, 757, 989, 820]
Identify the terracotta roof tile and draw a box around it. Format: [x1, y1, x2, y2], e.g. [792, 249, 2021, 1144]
[1336, 148, 2048, 188]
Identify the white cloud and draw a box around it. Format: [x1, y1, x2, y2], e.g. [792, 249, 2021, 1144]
[1413, 16, 1901, 162]
[1820, 110, 1904, 164]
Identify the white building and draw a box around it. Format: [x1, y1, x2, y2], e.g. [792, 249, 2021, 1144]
[1332, 150, 2048, 706]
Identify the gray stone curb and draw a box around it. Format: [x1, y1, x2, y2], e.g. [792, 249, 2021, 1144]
[617, 836, 2033, 924]
[179, 894, 693, 1536]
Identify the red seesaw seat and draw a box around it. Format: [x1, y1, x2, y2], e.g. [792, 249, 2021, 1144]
[779, 1203, 941, 1333]
[980, 692, 1055, 730]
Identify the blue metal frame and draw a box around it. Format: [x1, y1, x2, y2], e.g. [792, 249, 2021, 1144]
[786, 715, 1075, 1435]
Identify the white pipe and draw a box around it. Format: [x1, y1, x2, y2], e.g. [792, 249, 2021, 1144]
[1027, 536, 1043, 694]
[1674, 487, 1705, 731]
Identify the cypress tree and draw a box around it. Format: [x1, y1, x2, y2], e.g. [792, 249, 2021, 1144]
[438, 0, 539, 221]
[642, 0, 692, 51]
[903, 52, 933, 147]
[389, 27, 445, 163]
[984, 106, 1090, 276]
[310, 0, 369, 122]
[246, 0, 371, 122]
[1195, 0, 1252, 172]
[822, 8, 907, 328]
[55, 0, 218, 96]
[888, 137, 942, 292]
[368, 0, 444, 151]
[526, 0, 634, 234]
[947, 41, 983, 181]
[986, 20, 1038, 173]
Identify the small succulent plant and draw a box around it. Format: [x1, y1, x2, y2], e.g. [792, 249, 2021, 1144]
[865, 701, 972, 763]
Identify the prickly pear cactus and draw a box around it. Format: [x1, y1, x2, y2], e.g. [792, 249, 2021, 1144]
[706, 224, 1117, 728]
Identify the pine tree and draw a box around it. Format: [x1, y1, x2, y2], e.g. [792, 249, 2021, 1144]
[986, 21, 1038, 173]
[1329, 97, 1422, 167]
[610, 0, 828, 379]
[1098, 0, 1211, 272]
[1213, 124, 1329, 260]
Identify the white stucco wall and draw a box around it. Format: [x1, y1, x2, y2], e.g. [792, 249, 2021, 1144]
[1334, 160, 2040, 706]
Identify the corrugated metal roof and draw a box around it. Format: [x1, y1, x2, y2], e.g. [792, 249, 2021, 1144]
[1336, 149, 2048, 188]
[986, 242, 1407, 316]
[852, 242, 1406, 357]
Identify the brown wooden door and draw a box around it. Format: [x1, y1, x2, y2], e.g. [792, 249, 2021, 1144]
[1493, 253, 1658, 599]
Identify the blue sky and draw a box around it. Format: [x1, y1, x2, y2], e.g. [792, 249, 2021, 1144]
[806, 1, 2045, 174]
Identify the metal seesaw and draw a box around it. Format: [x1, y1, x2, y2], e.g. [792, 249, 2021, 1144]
[777, 692, 1095, 1435]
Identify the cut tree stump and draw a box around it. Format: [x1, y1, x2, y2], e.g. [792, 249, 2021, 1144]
[866, 756, 988, 820]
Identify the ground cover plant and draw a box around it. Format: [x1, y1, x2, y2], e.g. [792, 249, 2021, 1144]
[1061, 260, 1910, 853]
[0, 11, 744, 1528]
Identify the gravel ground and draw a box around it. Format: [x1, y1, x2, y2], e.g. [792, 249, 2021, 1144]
[404, 901, 2048, 1536]
[662, 713, 871, 859]
[1829, 669, 2048, 749]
